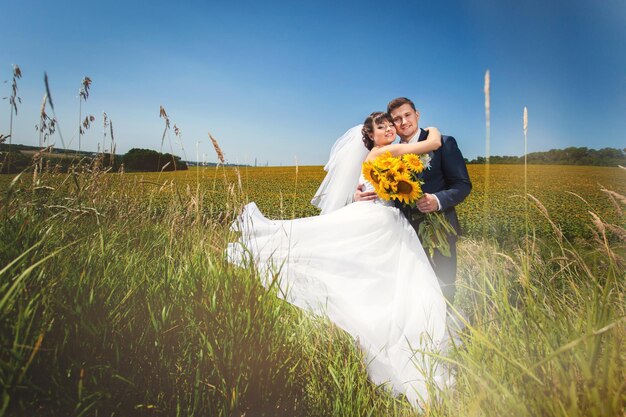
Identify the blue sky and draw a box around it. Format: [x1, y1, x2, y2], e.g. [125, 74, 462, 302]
[1, 0, 624, 165]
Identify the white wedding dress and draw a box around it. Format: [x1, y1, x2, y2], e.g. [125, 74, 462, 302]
[227, 177, 449, 406]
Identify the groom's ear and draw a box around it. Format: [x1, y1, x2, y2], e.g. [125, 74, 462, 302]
[415, 110, 420, 121]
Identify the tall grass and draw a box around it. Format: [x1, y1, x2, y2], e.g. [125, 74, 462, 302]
[0, 163, 410, 416]
[0, 159, 624, 416]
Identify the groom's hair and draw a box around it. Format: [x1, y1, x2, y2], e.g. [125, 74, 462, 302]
[387, 97, 416, 113]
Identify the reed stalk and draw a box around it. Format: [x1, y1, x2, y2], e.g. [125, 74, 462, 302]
[482, 70, 491, 237]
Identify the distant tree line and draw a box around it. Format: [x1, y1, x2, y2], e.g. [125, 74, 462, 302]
[467, 147, 626, 167]
[0, 144, 187, 174]
[121, 148, 187, 172]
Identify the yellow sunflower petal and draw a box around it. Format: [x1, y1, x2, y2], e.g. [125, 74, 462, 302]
[374, 152, 400, 171]
[402, 153, 425, 174]
[392, 175, 422, 205]
[362, 162, 375, 182]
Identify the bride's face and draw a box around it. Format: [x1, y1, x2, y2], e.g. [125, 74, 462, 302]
[371, 120, 396, 147]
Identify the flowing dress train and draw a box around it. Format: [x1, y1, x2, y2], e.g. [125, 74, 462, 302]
[227, 182, 448, 405]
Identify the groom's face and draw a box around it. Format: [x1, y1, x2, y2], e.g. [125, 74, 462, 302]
[390, 104, 420, 140]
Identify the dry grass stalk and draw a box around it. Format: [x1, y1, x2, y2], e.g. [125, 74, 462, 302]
[523, 107, 528, 187]
[158, 106, 171, 165]
[523, 106, 530, 263]
[12, 64, 22, 78]
[208, 132, 225, 165]
[236, 167, 242, 191]
[604, 223, 626, 242]
[40, 93, 47, 118]
[77, 76, 93, 152]
[588, 210, 623, 265]
[173, 124, 188, 163]
[43, 72, 66, 150]
[482, 69, 491, 237]
[159, 106, 170, 129]
[33, 145, 52, 186]
[37, 93, 57, 148]
[10, 64, 22, 115]
[33, 145, 55, 160]
[484, 70, 490, 160]
[79, 76, 92, 100]
[102, 112, 108, 154]
[601, 188, 626, 210]
[527, 194, 564, 243]
[44, 72, 55, 110]
[82, 115, 95, 132]
[7, 64, 22, 156]
[589, 211, 607, 237]
[109, 118, 116, 166]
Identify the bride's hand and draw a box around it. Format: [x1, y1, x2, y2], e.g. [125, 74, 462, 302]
[424, 127, 442, 148]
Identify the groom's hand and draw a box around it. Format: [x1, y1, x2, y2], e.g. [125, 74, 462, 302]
[417, 193, 440, 213]
[354, 183, 377, 202]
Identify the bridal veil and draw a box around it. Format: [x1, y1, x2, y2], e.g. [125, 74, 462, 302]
[310, 125, 369, 214]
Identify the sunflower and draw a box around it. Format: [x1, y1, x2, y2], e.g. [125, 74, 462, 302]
[374, 152, 400, 171]
[401, 153, 425, 174]
[384, 168, 401, 191]
[395, 159, 409, 175]
[362, 162, 381, 187]
[391, 174, 422, 205]
[376, 185, 393, 201]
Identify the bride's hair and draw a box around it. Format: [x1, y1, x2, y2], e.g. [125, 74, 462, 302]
[361, 112, 394, 150]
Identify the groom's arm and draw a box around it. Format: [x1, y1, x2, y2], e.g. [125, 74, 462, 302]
[433, 136, 472, 211]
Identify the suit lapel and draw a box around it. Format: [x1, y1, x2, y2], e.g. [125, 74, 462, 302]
[415, 129, 432, 180]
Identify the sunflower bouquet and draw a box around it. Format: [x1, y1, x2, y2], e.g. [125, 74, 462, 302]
[362, 151, 456, 257]
[362, 151, 427, 204]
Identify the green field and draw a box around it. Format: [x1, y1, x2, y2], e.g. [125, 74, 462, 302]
[0, 163, 624, 416]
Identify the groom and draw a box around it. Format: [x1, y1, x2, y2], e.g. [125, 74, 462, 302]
[355, 97, 472, 303]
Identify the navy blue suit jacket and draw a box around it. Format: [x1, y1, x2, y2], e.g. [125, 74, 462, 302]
[397, 129, 472, 237]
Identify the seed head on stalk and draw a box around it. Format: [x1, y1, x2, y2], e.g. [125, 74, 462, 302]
[9, 64, 22, 116]
[159, 105, 170, 151]
[43, 72, 66, 149]
[77, 76, 93, 152]
[36, 93, 57, 148]
[109, 119, 116, 166]
[173, 124, 188, 163]
[103, 112, 108, 152]
[208, 132, 225, 165]
[5, 64, 22, 171]
[79, 76, 92, 100]
[157, 105, 174, 171]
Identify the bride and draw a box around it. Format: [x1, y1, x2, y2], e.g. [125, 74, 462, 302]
[227, 111, 449, 406]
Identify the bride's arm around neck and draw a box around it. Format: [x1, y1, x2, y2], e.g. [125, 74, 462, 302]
[366, 127, 442, 162]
